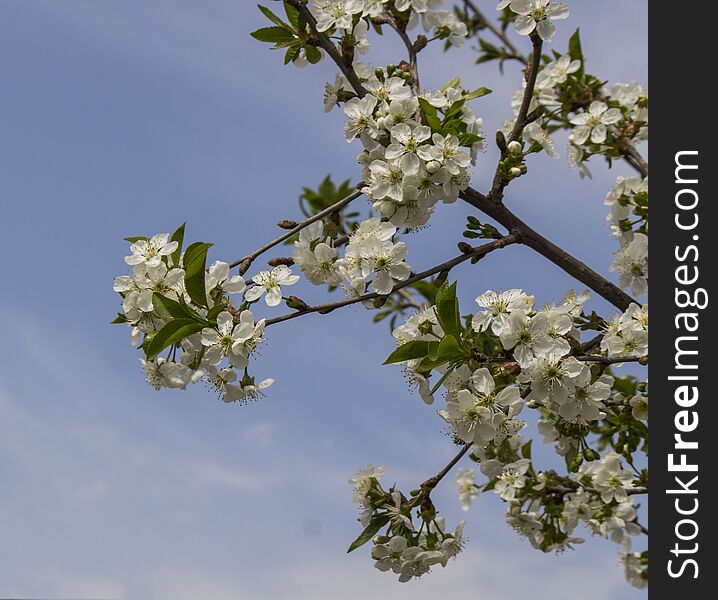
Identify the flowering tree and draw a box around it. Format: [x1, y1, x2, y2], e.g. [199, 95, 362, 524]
[112, 0, 648, 589]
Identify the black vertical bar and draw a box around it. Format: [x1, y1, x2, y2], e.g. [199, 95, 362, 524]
[651, 2, 716, 596]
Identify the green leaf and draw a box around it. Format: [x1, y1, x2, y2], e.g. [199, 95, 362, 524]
[111, 313, 127, 324]
[434, 282, 461, 340]
[440, 77, 461, 92]
[347, 514, 390, 553]
[442, 99, 466, 121]
[458, 132, 483, 147]
[432, 334, 464, 363]
[124, 236, 148, 243]
[182, 241, 213, 309]
[152, 293, 206, 323]
[284, 44, 302, 65]
[170, 222, 185, 267]
[418, 98, 442, 132]
[251, 26, 296, 45]
[384, 340, 431, 365]
[145, 319, 206, 361]
[257, 4, 287, 28]
[568, 29, 584, 76]
[283, 1, 300, 30]
[304, 44, 322, 64]
[521, 439, 533, 459]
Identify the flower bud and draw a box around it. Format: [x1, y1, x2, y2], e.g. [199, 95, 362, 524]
[376, 116, 387, 129]
[277, 219, 299, 230]
[583, 448, 600, 462]
[267, 257, 294, 267]
[507, 140, 523, 155]
[509, 167, 522, 178]
[285, 296, 309, 311]
[426, 160, 441, 174]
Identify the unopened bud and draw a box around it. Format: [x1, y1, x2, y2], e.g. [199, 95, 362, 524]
[376, 116, 387, 129]
[507, 140, 523, 155]
[268, 257, 294, 267]
[239, 258, 253, 276]
[583, 448, 600, 462]
[458, 242, 473, 254]
[495, 130, 507, 153]
[426, 160, 441, 174]
[374, 67, 386, 81]
[509, 167, 522, 178]
[373, 296, 388, 309]
[285, 296, 309, 311]
[277, 219, 298, 230]
[413, 35, 428, 53]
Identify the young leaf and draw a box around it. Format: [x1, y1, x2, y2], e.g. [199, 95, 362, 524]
[111, 313, 127, 324]
[568, 29, 584, 76]
[124, 236, 148, 243]
[521, 439, 533, 459]
[251, 26, 296, 46]
[182, 241, 213, 309]
[418, 98, 442, 132]
[434, 334, 465, 362]
[434, 282, 461, 340]
[257, 4, 287, 28]
[347, 514, 390, 553]
[384, 340, 431, 365]
[169, 222, 185, 266]
[145, 318, 206, 361]
[152, 292, 206, 323]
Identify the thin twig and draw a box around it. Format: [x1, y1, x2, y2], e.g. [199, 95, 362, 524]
[464, 0, 527, 64]
[507, 34, 542, 143]
[420, 444, 472, 491]
[229, 188, 364, 270]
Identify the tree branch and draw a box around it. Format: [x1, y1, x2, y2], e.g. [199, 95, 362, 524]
[460, 186, 637, 311]
[265, 235, 518, 326]
[229, 187, 364, 271]
[285, 0, 367, 97]
[507, 34, 542, 143]
[463, 0, 527, 64]
[420, 443, 471, 491]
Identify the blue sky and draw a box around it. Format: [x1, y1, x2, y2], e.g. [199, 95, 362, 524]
[0, 1, 647, 598]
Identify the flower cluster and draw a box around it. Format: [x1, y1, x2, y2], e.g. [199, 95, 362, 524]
[343, 72, 484, 230]
[498, 452, 644, 555]
[113, 230, 275, 403]
[349, 466, 465, 582]
[292, 217, 411, 295]
[601, 303, 648, 358]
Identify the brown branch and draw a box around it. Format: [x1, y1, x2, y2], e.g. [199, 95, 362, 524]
[384, 15, 421, 95]
[507, 34, 542, 143]
[463, 0, 527, 64]
[229, 188, 364, 271]
[420, 443, 471, 491]
[285, 0, 367, 97]
[264, 235, 518, 326]
[460, 186, 637, 311]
